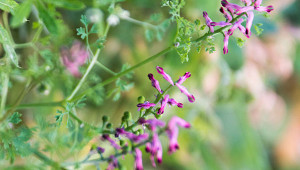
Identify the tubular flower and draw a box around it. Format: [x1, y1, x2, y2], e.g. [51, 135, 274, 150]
[60, 40, 89, 77]
[139, 118, 166, 131]
[223, 31, 230, 54]
[166, 116, 191, 154]
[175, 83, 195, 103]
[148, 73, 162, 93]
[254, 0, 274, 13]
[168, 98, 183, 108]
[102, 134, 121, 150]
[245, 11, 254, 37]
[228, 18, 244, 35]
[135, 148, 143, 170]
[210, 21, 232, 27]
[219, 7, 232, 22]
[137, 101, 156, 111]
[157, 94, 169, 115]
[106, 156, 118, 170]
[156, 66, 174, 85]
[177, 72, 191, 85]
[203, 11, 214, 33]
[145, 132, 163, 167]
[221, 0, 242, 14]
[115, 128, 149, 143]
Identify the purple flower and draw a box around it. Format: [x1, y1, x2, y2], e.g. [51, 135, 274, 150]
[166, 116, 191, 154]
[221, 0, 242, 14]
[168, 98, 183, 108]
[148, 73, 162, 93]
[107, 156, 118, 170]
[223, 31, 230, 54]
[102, 134, 121, 150]
[157, 94, 169, 115]
[175, 83, 195, 103]
[145, 133, 163, 167]
[253, 0, 274, 13]
[139, 118, 166, 131]
[156, 66, 174, 85]
[245, 11, 254, 37]
[60, 40, 89, 77]
[203, 11, 214, 33]
[135, 148, 143, 170]
[116, 128, 149, 143]
[235, 6, 254, 15]
[228, 18, 244, 36]
[177, 72, 191, 85]
[219, 7, 232, 22]
[238, 25, 250, 38]
[210, 21, 232, 27]
[97, 147, 105, 154]
[137, 101, 156, 111]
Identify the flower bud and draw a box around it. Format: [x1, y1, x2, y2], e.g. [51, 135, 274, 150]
[106, 123, 112, 129]
[155, 114, 162, 119]
[102, 115, 109, 124]
[137, 96, 145, 103]
[119, 140, 125, 146]
[123, 111, 132, 120]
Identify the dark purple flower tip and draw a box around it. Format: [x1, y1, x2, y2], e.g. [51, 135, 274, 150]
[156, 66, 164, 74]
[156, 66, 174, 85]
[219, 7, 225, 13]
[97, 147, 105, 154]
[203, 11, 208, 17]
[145, 143, 151, 152]
[188, 95, 195, 103]
[148, 73, 154, 79]
[157, 158, 162, 164]
[221, 0, 228, 7]
[138, 118, 146, 124]
[102, 134, 109, 139]
[177, 103, 183, 108]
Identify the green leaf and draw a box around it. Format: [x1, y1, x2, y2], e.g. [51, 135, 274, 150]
[76, 27, 87, 39]
[254, 23, 264, 36]
[11, 0, 32, 28]
[0, 25, 19, 67]
[236, 37, 245, 48]
[80, 15, 89, 26]
[55, 110, 64, 126]
[0, 0, 18, 14]
[35, 1, 58, 34]
[145, 29, 154, 42]
[43, 0, 85, 10]
[8, 112, 22, 124]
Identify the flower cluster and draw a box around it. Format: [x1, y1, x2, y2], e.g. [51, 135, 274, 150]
[203, 0, 274, 54]
[60, 40, 89, 77]
[93, 67, 194, 170]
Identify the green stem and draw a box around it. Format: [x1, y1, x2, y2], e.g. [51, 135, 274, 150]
[95, 61, 116, 75]
[14, 42, 34, 49]
[0, 73, 9, 115]
[32, 149, 63, 169]
[6, 101, 63, 110]
[67, 25, 110, 101]
[121, 17, 157, 29]
[69, 46, 173, 103]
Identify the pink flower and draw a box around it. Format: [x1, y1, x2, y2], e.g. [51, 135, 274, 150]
[221, 0, 242, 14]
[139, 118, 166, 131]
[166, 116, 191, 154]
[238, 25, 250, 38]
[228, 18, 244, 36]
[145, 132, 163, 167]
[203, 11, 214, 33]
[210, 21, 232, 27]
[177, 72, 191, 85]
[102, 134, 121, 150]
[219, 7, 232, 22]
[156, 66, 174, 85]
[246, 11, 254, 37]
[115, 128, 149, 143]
[148, 73, 162, 93]
[137, 101, 156, 111]
[106, 156, 118, 170]
[135, 148, 143, 170]
[168, 98, 183, 108]
[223, 31, 230, 54]
[157, 94, 169, 115]
[60, 40, 89, 77]
[175, 83, 195, 103]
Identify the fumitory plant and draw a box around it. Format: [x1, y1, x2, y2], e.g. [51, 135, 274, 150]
[0, 0, 277, 169]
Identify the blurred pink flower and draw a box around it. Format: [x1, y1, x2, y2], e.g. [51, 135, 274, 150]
[60, 40, 89, 77]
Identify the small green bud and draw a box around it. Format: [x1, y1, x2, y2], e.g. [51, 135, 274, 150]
[140, 108, 145, 112]
[120, 140, 125, 146]
[102, 115, 109, 123]
[106, 123, 112, 129]
[137, 96, 145, 103]
[155, 114, 162, 119]
[123, 111, 131, 120]
[137, 129, 143, 135]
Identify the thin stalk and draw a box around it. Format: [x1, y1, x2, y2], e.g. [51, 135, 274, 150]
[67, 25, 110, 101]
[69, 46, 173, 103]
[95, 61, 116, 75]
[0, 73, 9, 115]
[7, 101, 63, 110]
[32, 149, 63, 169]
[121, 17, 157, 29]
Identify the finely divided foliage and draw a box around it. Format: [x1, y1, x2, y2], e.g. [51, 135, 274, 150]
[0, 0, 273, 169]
